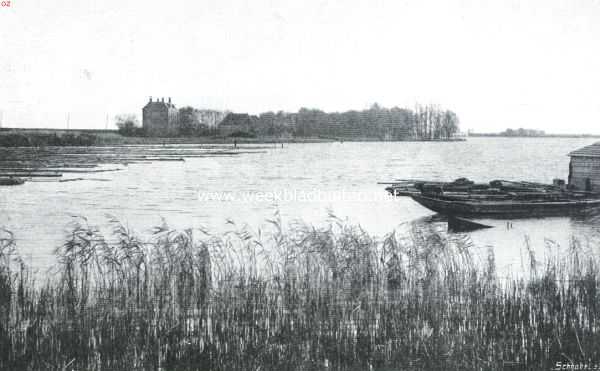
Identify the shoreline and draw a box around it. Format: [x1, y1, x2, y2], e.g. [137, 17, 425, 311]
[469, 133, 600, 138]
[0, 128, 467, 147]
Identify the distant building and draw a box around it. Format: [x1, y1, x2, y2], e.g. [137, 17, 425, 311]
[142, 97, 179, 137]
[218, 113, 257, 136]
[568, 143, 600, 191]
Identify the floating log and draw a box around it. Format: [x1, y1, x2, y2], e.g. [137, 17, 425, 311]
[0, 167, 47, 171]
[0, 177, 26, 186]
[0, 170, 61, 175]
[45, 164, 98, 168]
[0, 145, 269, 183]
[59, 178, 111, 182]
[143, 157, 185, 162]
[27, 179, 60, 182]
[0, 172, 62, 178]
[54, 168, 122, 173]
[0, 167, 119, 173]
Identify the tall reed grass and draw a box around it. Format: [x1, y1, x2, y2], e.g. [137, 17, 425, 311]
[1, 216, 599, 370]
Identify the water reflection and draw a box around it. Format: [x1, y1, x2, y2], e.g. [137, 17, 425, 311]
[406, 211, 600, 277]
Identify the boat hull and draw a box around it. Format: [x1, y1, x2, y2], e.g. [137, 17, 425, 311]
[410, 194, 600, 218]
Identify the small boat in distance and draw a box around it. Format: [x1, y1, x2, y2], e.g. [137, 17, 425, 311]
[386, 178, 600, 218]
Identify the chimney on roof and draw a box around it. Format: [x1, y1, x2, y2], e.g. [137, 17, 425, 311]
[149, 96, 152, 102]
[161, 97, 164, 103]
[168, 97, 172, 104]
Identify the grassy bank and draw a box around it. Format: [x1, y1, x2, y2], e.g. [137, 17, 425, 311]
[1, 218, 599, 370]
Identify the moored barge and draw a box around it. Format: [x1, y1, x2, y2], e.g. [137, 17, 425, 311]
[386, 178, 600, 218]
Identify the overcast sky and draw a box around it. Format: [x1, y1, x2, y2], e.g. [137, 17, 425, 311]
[1, 0, 599, 133]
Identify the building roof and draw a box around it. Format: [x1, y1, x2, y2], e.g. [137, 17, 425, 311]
[144, 101, 176, 109]
[569, 142, 600, 157]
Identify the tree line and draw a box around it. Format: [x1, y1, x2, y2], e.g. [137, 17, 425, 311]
[0, 132, 97, 147]
[116, 103, 460, 140]
[249, 103, 460, 140]
[500, 128, 546, 137]
[469, 128, 547, 137]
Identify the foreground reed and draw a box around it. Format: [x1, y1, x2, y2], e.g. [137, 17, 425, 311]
[1, 216, 599, 370]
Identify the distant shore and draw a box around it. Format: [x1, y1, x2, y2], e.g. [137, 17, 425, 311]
[0, 128, 331, 146]
[469, 132, 600, 138]
[0, 128, 466, 146]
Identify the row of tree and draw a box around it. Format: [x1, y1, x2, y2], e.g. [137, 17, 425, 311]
[116, 103, 460, 140]
[412, 104, 461, 140]
[251, 104, 460, 140]
[469, 128, 548, 137]
[114, 114, 144, 136]
[178, 107, 229, 136]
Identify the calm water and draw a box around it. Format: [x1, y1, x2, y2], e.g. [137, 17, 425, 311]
[2, 137, 600, 274]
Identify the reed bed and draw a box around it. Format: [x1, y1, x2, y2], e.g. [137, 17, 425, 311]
[1, 217, 600, 370]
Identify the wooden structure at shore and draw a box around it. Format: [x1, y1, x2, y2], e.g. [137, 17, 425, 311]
[568, 142, 600, 192]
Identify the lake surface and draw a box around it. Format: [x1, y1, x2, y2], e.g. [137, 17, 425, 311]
[2, 137, 600, 275]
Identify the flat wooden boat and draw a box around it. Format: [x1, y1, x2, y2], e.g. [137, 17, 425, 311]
[410, 193, 600, 218]
[385, 177, 600, 218]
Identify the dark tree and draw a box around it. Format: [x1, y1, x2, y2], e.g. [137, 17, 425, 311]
[178, 106, 198, 137]
[115, 114, 142, 136]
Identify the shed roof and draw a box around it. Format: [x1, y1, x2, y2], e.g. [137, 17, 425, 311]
[569, 142, 600, 157]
